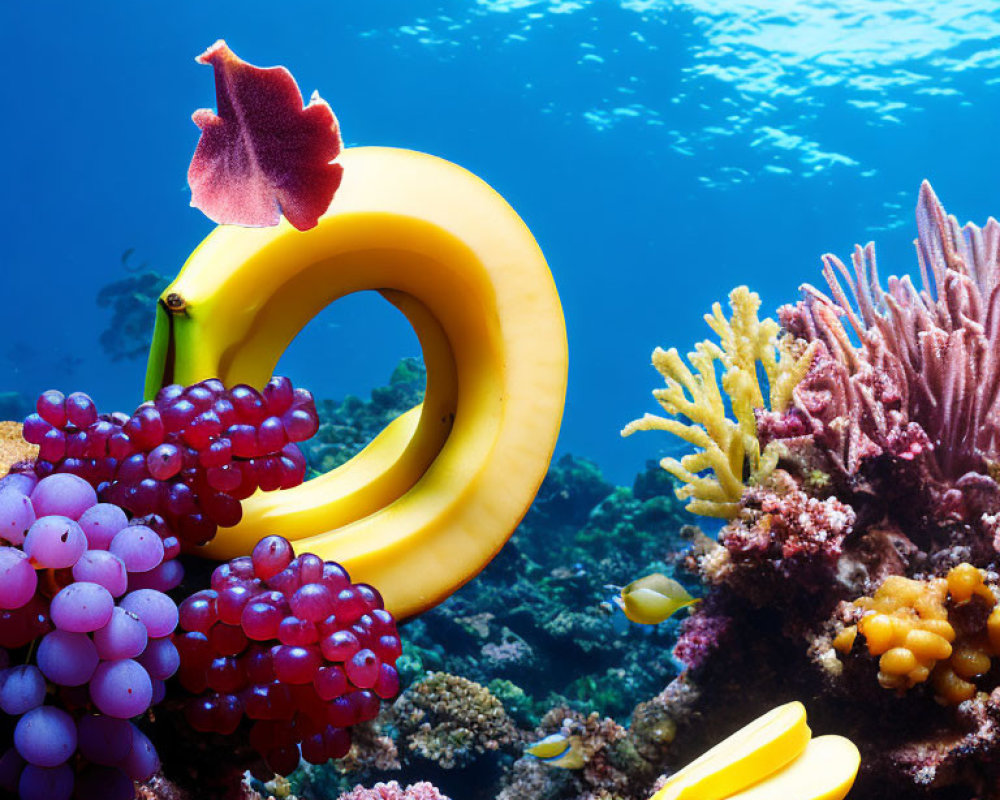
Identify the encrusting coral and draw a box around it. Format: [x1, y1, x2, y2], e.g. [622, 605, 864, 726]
[0, 421, 36, 476]
[335, 781, 452, 800]
[623, 286, 816, 518]
[837, 563, 1000, 705]
[497, 706, 655, 800]
[391, 672, 523, 769]
[712, 468, 856, 602]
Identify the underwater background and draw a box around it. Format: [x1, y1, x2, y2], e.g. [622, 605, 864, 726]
[4, 1, 1000, 485]
[4, 3, 1000, 800]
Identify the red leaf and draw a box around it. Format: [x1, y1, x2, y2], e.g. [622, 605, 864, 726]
[187, 40, 344, 231]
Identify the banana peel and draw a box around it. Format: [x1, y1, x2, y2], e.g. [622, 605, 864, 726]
[653, 702, 811, 800]
[145, 146, 568, 619]
[649, 703, 860, 800]
[725, 736, 860, 800]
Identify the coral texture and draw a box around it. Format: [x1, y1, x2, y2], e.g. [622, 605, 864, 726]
[624, 286, 816, 518]
[776, 181, 1000, 526]
[336, 781, 451, 800]
[841, 563, 1000, 705]
[497, 706, 655, 800]
[0, 421, 36, 475]
[716, 470, 855, 601]
[391, 672, 522, 769]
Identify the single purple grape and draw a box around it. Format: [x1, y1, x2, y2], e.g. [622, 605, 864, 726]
[252, 535, 294, 580]
[0, 472, 37, 495]
[65, 392, 98, 428]
[0, 665, 46, 713]
[120, 724, 159, 781]
[0, 489, 35, 546]
[109, 525, 164, 573]
[72, 550, 128, 597]
[137, 637, 180, 680]
[89, 660, 153, 719]
[14, 706, 77, 766]
[0, 547, 37, 610]
[23, 516, 87, 569]
[36, 390, 67, 427]
[50, 582, 114, 633]
[119, 589, 178, 638]
[93, 607, 148, 661]
[36, 630, 99, 686]
[29, 474, 97, 520]
[146, 443, 182, 481]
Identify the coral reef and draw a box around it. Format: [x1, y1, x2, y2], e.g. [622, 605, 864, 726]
[497, 706, 655, 800]
[619, 185, 1000, 800]
[624, 286, 816, 518]
[335, 782, 451, 800]
[713, 469, 855, 603]
[279, 378, 694, 797]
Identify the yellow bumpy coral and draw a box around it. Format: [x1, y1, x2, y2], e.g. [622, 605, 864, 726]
[840, 564, 1000, 704]
[850, 575, 954, 691]
[623, 286, 816, 518]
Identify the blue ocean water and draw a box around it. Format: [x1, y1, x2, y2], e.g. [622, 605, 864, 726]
[2, 0, 999, 484]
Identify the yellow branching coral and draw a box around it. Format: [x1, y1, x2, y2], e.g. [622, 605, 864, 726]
[623, 286, 817, 519]
[838, 564, 1000, 704]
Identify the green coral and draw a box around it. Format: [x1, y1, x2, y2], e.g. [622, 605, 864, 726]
[487, 679, 541, 728]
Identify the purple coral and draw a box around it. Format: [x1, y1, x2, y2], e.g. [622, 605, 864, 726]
[336, 781, 451, 800]
[780, 181, 1000, 486]
[673, 608, 732, 671]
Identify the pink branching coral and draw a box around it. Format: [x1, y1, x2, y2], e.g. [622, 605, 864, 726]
[780, 181, 1000, 489]
[771, 297, 929, 480]
[336, 781, 451, 800]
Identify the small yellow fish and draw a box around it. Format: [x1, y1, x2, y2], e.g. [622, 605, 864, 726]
[614, 573, 697, 625]
[525, 733, 585, 769]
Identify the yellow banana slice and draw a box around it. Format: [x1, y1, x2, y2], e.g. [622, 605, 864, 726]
[145, 146, 568, 619]
[651, 702, 811, 800]
[725, 735, 860, 800]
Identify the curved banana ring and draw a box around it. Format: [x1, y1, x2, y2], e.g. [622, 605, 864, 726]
[145, 147, 568, 619]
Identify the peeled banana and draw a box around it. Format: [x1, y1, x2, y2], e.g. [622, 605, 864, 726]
[145, 146, 568, 619]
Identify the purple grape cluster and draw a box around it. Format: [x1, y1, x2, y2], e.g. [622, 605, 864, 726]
[0, 471, 176, 800]
[20, 377, 317, 547]
[176, 536, 402, 777]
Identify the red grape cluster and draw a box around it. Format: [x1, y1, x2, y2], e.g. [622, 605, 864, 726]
[19, 377, 317, 546]
[176, 536, 402, 776]
[0, 471, 174, 800]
